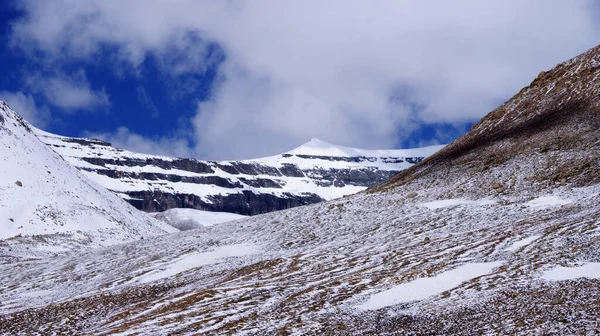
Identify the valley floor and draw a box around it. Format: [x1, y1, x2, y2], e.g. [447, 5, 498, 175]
[1, 179, 599, 335]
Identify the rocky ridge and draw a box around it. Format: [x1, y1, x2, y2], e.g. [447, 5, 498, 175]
[377, 44, 600, 193]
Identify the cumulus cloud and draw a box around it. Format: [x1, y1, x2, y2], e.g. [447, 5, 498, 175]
[10, 0, 600, 159]
[0, 91, 50, 128]
[24, 70, 110, 111]
[84, 127, 194, 158]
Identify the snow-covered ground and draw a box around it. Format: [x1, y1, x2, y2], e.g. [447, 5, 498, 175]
[0, 177, 597, 334]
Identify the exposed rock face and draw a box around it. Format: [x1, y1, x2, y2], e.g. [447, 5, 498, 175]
[35, 132, 443, 215]
[125, 189, 323, 215]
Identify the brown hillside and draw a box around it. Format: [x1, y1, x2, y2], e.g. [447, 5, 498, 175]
[374, 44, 600, 193]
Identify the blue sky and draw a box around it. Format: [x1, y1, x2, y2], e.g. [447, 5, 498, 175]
[0, 3, 222, 157]
[0, 1, 598, 160]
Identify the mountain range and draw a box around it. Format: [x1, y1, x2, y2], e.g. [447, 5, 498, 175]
[35, 129, 442, 216]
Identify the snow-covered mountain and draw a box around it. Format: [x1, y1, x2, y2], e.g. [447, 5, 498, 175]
[35, 129, 443, 215]
[0, 101, 177, 259]
[2, 46, 600, 335]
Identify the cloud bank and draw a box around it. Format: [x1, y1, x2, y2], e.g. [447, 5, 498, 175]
[10, 0, 600, 159]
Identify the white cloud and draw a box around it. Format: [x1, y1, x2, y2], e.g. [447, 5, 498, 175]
[11, 0, 600, 159]
[24, 70, 110, 111]
[0, 91, 50, 128]
[84, 127, 194, 158]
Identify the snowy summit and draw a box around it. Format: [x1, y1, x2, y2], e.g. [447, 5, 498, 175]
[287, 138, 443, 158]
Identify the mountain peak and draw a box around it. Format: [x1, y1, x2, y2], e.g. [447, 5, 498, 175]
[295, 137, 337, 150]
[287, 138, 355, 157]
[287, 137, 444, 158]
[306, 137, 331, 145]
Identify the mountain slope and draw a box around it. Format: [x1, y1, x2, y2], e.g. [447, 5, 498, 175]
[0, 101, 177, 260]
[35, 129, 442, 215]
[1, 46, 599, 335]
[376, 44, 600, 194]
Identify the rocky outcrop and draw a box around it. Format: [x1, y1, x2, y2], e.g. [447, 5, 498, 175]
[127, 190, 323, 215]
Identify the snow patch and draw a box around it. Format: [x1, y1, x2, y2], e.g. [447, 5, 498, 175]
[420, 199, 495, 210]
[153, 209, 247, 230]
[136, 244, 259, 284]
[358, 261, 503, 310]
[526, 196, 572, 208]
[541, 263, 600, 281]
[504, 235, 541, 252]
[20, 289, 54, 298]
